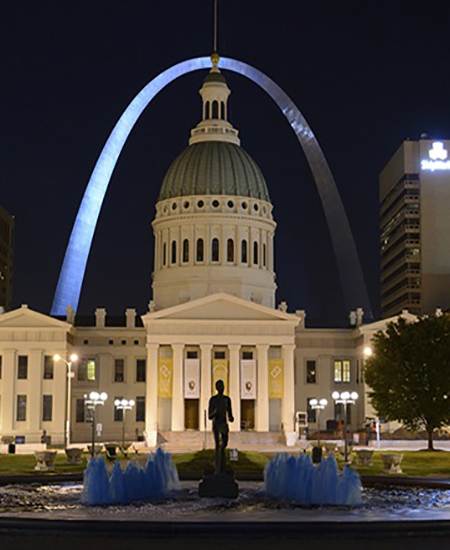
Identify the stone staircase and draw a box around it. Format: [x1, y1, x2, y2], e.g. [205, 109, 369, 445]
[158, 430, 285, 451]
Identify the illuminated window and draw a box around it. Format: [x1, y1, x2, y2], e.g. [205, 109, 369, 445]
[78, 359, 96, 381]
[211, 238, 219, 262]
[334, 360, 351, 383]
[196, 238, 204, 262]
[227, 239, 234, 262]
[306, 360, 316, 384]
[183, 239, 189, 263]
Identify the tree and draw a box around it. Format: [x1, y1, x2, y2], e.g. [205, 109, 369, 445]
[364, 314, 450, 450]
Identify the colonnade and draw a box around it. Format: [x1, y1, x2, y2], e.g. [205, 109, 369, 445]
[144, 342, 295, 443]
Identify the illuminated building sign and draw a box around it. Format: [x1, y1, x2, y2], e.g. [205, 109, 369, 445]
[421, 142, 450, 171]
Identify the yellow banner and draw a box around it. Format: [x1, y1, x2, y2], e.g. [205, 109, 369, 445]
[212, 359, 229, 395]
[158, 357, 173, 398]
[269, 358, 284, 398]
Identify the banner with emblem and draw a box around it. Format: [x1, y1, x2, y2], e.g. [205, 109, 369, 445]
[184, 359, 200, 399]
[212, 359, 228, 395]
[158, 357, 173, 398]
[269, 358, 284, 399]
[240, 360, 256, 399]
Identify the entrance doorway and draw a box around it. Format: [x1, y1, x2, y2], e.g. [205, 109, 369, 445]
[184, 399, 199, 429]
[241, 400, 255, 430]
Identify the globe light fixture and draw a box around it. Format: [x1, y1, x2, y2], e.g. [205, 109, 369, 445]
[53, 352, 78, 448]
[363, 346, 373, 358]
[332, 390, 359, 463]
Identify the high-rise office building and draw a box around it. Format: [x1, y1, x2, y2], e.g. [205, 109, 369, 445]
[0, 203, 14, 310]
[380, 138, 450, 317]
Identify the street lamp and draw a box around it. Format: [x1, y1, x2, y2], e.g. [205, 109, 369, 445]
[309, 398, 328, 463]
[54, 353, 78, 448]
[363, 346, 373, 358]
[85, 391, 108, 457]
[114, 398, 135, 449]
[332, 390, 358, 464]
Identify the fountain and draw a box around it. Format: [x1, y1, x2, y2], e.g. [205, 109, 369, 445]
[81, 447, 180, 505]
[264, 453, 362, 506]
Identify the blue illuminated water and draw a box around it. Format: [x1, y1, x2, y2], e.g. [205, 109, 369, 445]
[81, 448, 180, 505]
[264, 453, 362, 506]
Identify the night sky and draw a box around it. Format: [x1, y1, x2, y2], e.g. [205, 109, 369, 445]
[1, 1, 450, 323]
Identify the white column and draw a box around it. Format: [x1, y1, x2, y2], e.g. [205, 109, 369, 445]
[200, 343, 213, 431]
[256, 344, 270, 432]
[145, 343, 159, 446]
[53, 350, 67, 446]
[282, 344, 296, 439]
[171, 343, 185, 431]
[228, 344, 241, 432]
[1, 349, 16, 432]
[29, 349, 43, 438]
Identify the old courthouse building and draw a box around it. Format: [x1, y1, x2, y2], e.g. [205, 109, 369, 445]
[0, 61, 411, 447]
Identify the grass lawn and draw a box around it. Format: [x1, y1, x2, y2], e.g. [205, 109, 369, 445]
[1, 449, 450, 478]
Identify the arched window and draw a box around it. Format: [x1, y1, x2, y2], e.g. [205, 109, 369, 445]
[196, 238, 204, 262]
[163, 242, 167, 266]
[253, 242, 259, 265]
[183, 239, 189, 263]
[263, 243, 267, 267]
[205, 101, 210, 120]
[212, 100, 219, 119]
[220, 101, 225, 120]
[211, 238, 220, 262]
[227, 238, 234, 262]
[171, 241, 177, 264]
[241, 239, 248, 263]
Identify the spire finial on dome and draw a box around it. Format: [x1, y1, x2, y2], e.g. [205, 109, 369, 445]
[212, 0, 219, 67]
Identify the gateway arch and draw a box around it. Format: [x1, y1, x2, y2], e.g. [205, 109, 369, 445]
[51, 56, 372, 319]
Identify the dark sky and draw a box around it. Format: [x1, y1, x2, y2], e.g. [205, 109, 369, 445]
[1, 0, 449, 323]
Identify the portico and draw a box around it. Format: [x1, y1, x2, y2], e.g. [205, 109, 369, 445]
[142, 293, 299, 446]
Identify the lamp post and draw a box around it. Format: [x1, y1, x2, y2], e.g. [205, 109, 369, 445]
[54, 353, 78, 448]
[308, 398, 328, 447]
[332, 391, 358, 464]
[114, 398, 135, 449]
[85, 391, 108, 457]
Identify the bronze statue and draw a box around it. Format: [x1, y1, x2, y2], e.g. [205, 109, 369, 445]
[208, 379, 234, 474]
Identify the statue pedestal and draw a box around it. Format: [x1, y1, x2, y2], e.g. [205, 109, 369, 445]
[198, 471, 239, 499]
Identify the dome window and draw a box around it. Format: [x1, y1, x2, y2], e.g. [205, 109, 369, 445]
[227, 239, 234, 263]
[197, 200, 205, 208]
[212, 100, 219, 119]
[253, 242, 259, 265]
[183, 201, 190, 209]
[205, 102, 210, 120]
[171, 241, 177, 264]
[254, 204, 259, 212]
[242, 201, 248, 210]
[220, 102, 225, 120]
[227, 200, 234, 208]
[263, 243, 267, 267]
[241, 240, 248, 263]
[211, 238, 220, 262]
[196, 238, 204, 262]
[212, 200, 220, 208]
[163, 243, 167, 266]
[171, 202, 177, 211]
[183, 239, 189, 263]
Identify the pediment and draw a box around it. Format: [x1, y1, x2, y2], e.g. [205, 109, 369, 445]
[143, 293, 299, 323]
[360, 311, 418, 333]
[0, 306, 71, 330]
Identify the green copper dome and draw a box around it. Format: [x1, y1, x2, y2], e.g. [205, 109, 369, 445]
[158, 142, 270, 202]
